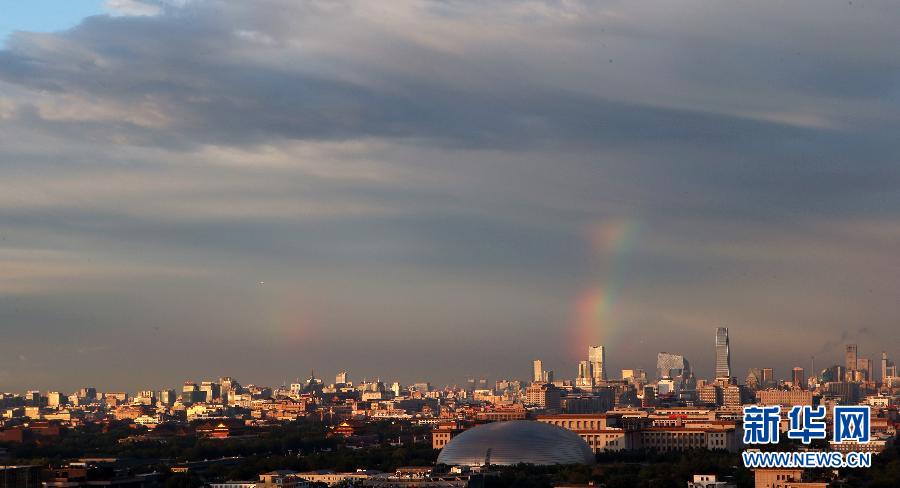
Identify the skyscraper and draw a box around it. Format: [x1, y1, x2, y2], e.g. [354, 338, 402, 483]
[533, 359, 543, 383]
[589, 345, 606, 382]
[761, 368, 774, 387]
[220, 376, 241, 404]
[845, 344, 858, 372]
[576, 360, 593, 387]
[792, 367, 805, 389]
[745, 368, 761, 390]
[715, 327, 731, 379]
[856, 358, 873, 382]
[182, 382, 202, 405]
[200, 381, 220, 402]
[577, 360, 590, 379]
[159, 389, 177, 406]
[882, 352, 888, 383]
[657, 352, 689, 380]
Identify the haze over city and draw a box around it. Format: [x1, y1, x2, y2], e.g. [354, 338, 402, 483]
[2, 0, 900, 393]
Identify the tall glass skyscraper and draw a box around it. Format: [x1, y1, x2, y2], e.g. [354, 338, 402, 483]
[715, 327, 731, 379]
[589, 345, 606, 382]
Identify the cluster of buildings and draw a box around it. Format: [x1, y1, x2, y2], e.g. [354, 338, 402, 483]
[207, 467, 477, 488]
[2, 328, 898, 487]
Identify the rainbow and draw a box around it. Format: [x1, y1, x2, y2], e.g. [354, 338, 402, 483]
[257, 283, 319, 349]
[570, 219, 640, 359]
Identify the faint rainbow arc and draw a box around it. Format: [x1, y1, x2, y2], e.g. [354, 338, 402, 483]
[571, 219, 641, 359]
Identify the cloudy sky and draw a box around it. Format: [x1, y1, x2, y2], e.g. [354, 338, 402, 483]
[1, 0, 899, 393]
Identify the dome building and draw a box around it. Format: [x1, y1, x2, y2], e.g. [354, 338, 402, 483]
[436, 420, 595, 466]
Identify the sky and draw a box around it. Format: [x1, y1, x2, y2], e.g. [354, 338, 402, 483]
[1, 0, 899, 393]
[0, 1, 103, 43]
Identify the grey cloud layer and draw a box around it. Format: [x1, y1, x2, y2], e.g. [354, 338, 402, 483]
[1, 0, 899, 391]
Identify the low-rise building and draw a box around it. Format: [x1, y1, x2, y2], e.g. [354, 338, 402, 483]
[687, 474, 736, 488]
[258, 471, 308, 488]
[537, 413, 740, 453]
[536, 414, 635, 453]
[432, 422, 464, 450]
[294, 470, 377, 486]
[752, 468, 827, 488]
[756, 389, 814, 408]
[639, 425, 739, 453]
[524, 384, 561, 412]
[210, 482, 257, 488]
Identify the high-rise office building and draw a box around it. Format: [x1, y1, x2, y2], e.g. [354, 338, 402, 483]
[845, 344, 858, 372]
[715, 327, 731, 379]
[47, 391, 64, 408]
[855, 358, 873, 382]
[657, 352, 689, 380]
[576, 360, 593, 387]
[828, 365, 845, 383]
[200, 381, 221, 402]
[132, 390, 153, 405]
[78, 387, 97, 401]
[621, 369, 647, 383]
[761, 368, 774, 387]
[698, 384, 723, 406]
[24, 390, 41, 407]
[220, 377, 242, 404]
[336, 370, 349, 385]
[589, 345, 607, 382]
[879, 353, 897, 383]
[578, 360, 590, 379]
[745, 368, 761, 390]
[533, 359, 543, 383]
[791, 367, 805, 389]
[159, 389, 177, 406]
[723, 384, 746, 407]
[524, 383, 561, 411]
[182, 382, 202, 405]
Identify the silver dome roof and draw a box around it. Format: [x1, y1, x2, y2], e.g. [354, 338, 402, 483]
[436, 420, 595, 466]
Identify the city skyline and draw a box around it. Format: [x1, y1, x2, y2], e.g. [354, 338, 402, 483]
[2, 1, 900, 392]
[6, 332, 894, 395]
[2, 320, 892, 392]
